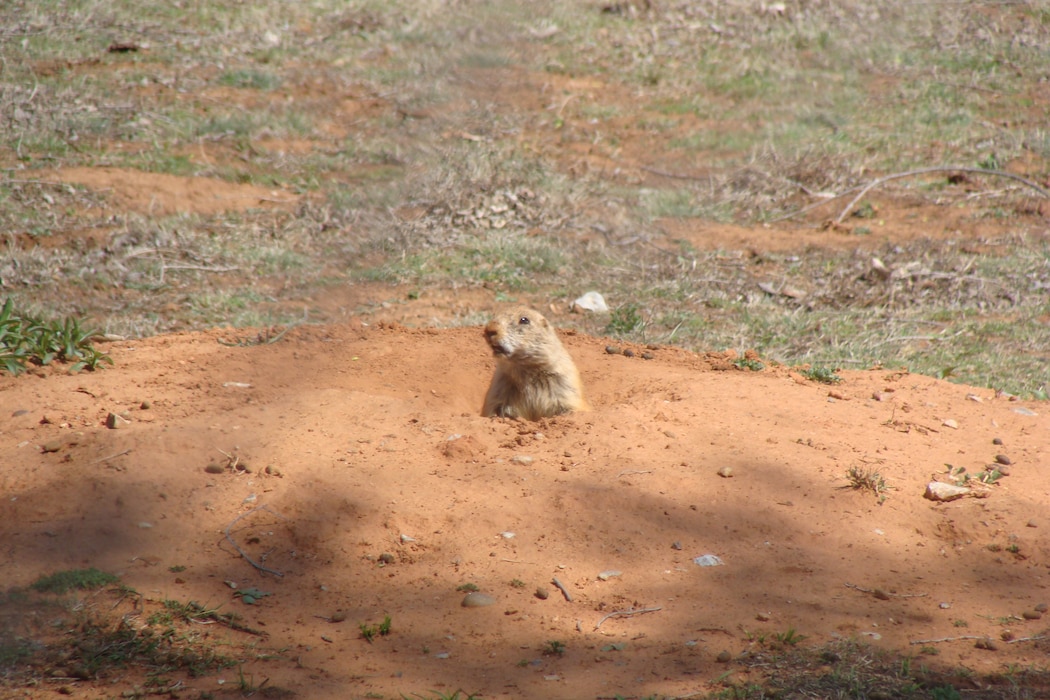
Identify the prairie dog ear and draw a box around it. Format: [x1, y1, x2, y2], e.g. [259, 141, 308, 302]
[538, 315, 550, 329]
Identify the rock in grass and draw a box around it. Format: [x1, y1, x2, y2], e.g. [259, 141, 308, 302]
[572, 291, 608, 313]
[461, 592, 496, 608]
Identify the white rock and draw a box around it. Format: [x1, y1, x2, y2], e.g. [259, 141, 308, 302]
[572, 291, 608, 313]
[693, 554, 724, 567]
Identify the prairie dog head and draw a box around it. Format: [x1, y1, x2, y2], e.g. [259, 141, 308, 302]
[484, 308, 560, 364]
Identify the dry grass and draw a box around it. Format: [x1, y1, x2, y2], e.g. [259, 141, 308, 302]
[1, 0, 1048, 396]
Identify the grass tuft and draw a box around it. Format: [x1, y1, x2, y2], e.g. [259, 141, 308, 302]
[0, 299, 112, 375]
[30, 568, 119, 594]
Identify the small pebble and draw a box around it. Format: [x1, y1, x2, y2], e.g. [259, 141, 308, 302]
[641, 351, 654, 360]
[597, 570, 622, 581]
[330, 611, 347, 623]
[12, 409, 28, 417]
[622, 348, 635, 358]
[140, 400, 152, 410]
[992, 437, 1004, 445]
[605, 346, 621, 355]
[716, 650, 732, 663]
[717, 466, 734, 478]
[995, 454, 1012, 465]
[1027, 520, 1038, 528]
[975, 638, 998, 651]
[204, 463, 225, 474]
[942, 418, 958, 429]
[510, 455, 534, 465]
[1001, 630, 1015, 641]
[378, 552, 396, 565]
[755, 612, 771, 622]
[535, 587, 550, 600]
[1022, 610, 1042, 620]
[1036, 603, 1048, 612]
[106, 412, 129, 429]
[671, 541, 683, 551]
[461, 592, 496, 608]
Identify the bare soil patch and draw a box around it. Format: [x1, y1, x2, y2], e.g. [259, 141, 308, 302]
[3, 321, 1049, 698]
[45, 167, 298, 218]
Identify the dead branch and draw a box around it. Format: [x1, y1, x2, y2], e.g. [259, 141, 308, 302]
[766, 185, 867, 223]
[909, 635, 987, 645]
[551, 577, 573, 602]
[1007, 635, 1049, 644]
[594, 606, 663, 631]
[639, 165, 713, 182]
[835, 167, 1050, 224]
[223, 504, 288, 577]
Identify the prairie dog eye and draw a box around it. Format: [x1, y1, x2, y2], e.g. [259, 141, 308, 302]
[518, 316, 530, 325]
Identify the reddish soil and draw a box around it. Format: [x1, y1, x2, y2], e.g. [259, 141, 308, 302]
[3, 316, 1049, 698]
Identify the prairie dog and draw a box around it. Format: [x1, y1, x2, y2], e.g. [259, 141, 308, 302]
[481, 307, 587, 421]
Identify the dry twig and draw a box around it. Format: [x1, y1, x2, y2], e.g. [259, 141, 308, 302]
[845, 582, 927, 599]
[88, 449, 132, 466]
[223, 504, 287, 577]
[594, 606, 663, 631]
[834, 167, 1050, 224]
[551, 577, 573, 602]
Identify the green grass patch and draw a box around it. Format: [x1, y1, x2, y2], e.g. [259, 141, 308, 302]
[217, 68, 282, 90]
[30, 568, 119, 594]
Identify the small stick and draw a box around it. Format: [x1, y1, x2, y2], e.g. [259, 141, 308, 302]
[616, 469, 653, 478]
[551, 577, 573, 602]
[845, 582, 927, 599]
[1007, 635, 1048, 644]
[910, 635, 987, 645]
[594, 606, 662, 631]
[88, 449, 132, 466]
[223, 504, 287, 577]
[639, 164, 713, 182]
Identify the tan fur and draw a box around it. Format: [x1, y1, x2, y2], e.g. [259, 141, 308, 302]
[481, 307, 587, 421]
